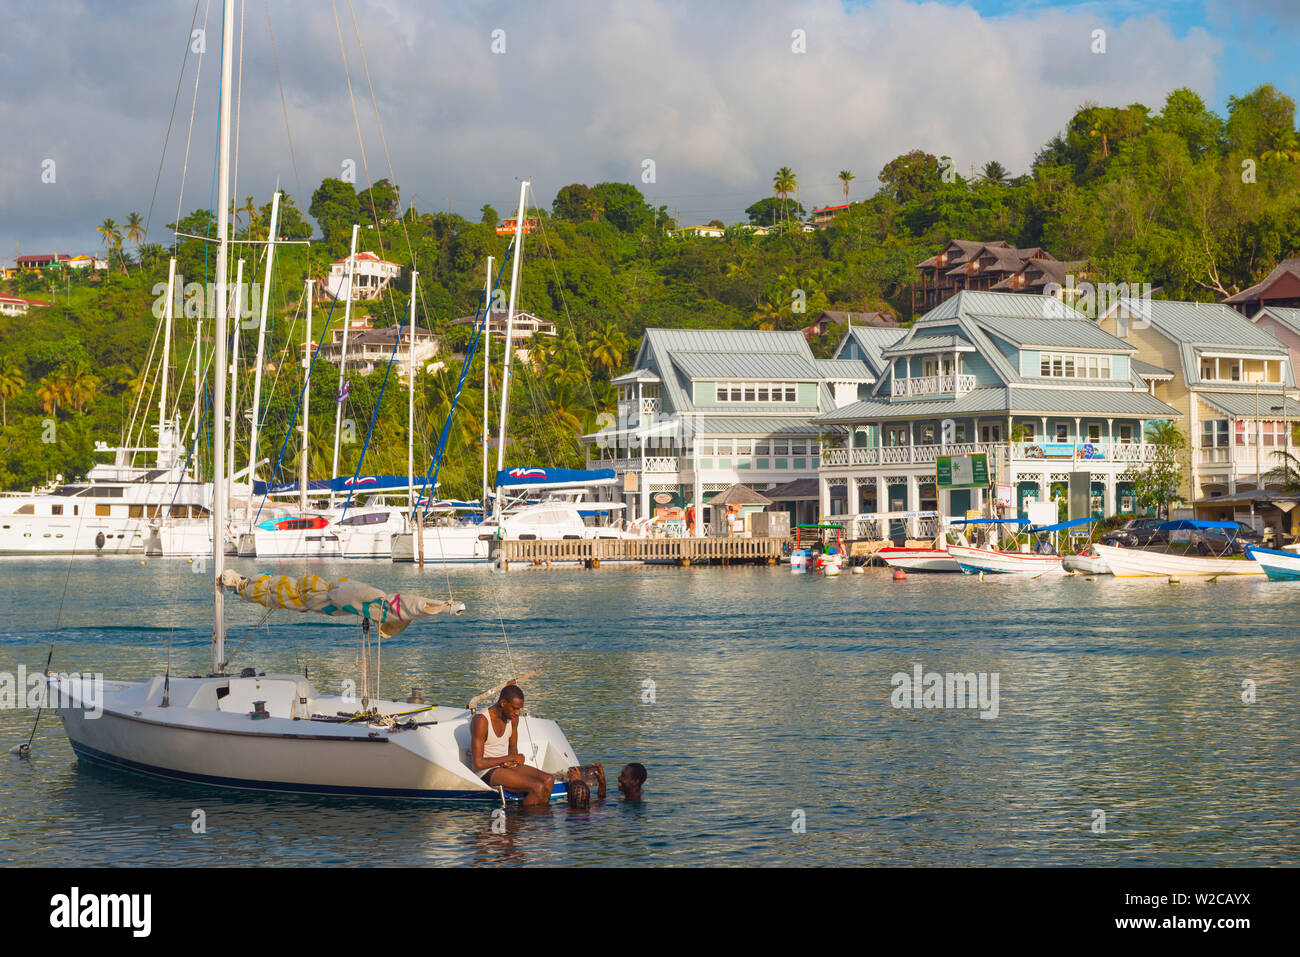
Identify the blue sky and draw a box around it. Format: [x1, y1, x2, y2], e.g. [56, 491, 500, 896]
[1, 0, 1297, 258]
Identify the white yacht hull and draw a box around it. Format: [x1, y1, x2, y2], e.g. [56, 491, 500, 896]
[0, 515, 148, 555]
[391, 526, 495, 564]
[53, 675, 575, 801]
[948, 545, 1066, 576]
[1091, 544, 1261, 577]
[877, 547, 960, 572]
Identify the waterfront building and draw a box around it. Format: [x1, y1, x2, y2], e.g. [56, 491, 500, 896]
[1253, 307, 1300, 382]
[1098, 298, 1300, 502]
[0, 294, 50, 317]
[582, 328, 877, 528]
[815, 291, 1180, 539]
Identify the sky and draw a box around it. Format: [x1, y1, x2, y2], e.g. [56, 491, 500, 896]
[1, 0, 1298, 261]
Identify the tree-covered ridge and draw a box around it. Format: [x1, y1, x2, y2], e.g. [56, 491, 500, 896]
[0, 85, 1296, 494]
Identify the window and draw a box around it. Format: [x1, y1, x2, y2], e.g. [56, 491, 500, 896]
[1230, 363, 1241, 382]
[129, 505, 144, 519]
[51, 504, 63, 516]
[15, 504, 33, 515]
[715, 384, 727, 403]
[1063, 356, 1076, 378]
[790, 440, 808, 455]
[955, 423, 968, 442]
[920, 424, 936, 444]
[1203, 420, 1228, 447]
[1118, 424, 1134, 444]
[743, 385, 756, 402]
[730, 385, 741, 402]
[980, 424, 1001, 443]
[1039, 353, 1112, 379]
[885, 426, 908, 446]
[341, 511, 390, 526]
[773, 439, 790, 455]
[714, 381, 798, 403]
[1087, 424, 1102, 443]
[1055, 424, 1069, 442]
[785, 386, 796, 402]
[96, 504, 111, 517]
[754, 440, 770, 455]
[757, 386, 769, 402]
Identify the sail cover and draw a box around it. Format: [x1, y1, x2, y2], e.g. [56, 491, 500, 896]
[253, 475, 423, 495]
[495, 467, 616, 489]
[219, 570, 465, 637]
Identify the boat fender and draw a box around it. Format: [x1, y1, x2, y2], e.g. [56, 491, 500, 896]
[892, 568, 907, 581]
[95, 531, 106, 550]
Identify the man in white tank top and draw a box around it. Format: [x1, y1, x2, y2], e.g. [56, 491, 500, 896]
[469, 684, 555, 806]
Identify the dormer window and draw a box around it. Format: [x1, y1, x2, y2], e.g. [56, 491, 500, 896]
[1039, 352, 1110, 379]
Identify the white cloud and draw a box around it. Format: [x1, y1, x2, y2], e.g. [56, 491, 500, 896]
[0, 0, 1223, 254]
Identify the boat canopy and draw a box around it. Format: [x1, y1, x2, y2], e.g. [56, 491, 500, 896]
[1030, 517, 1094, 533]
[495, 467, 616, 490]
[218, 570, 465, 637]
[1156, 519, 1239, 531]
[254, 475, 422, 495]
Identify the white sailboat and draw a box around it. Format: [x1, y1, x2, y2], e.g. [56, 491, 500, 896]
[50, 1, 579, 800]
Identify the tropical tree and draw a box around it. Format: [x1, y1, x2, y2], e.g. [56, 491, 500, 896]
[125, 212, 146, 260]
[981, 161, 1010, 185]
[66, 363, 101, 413]
[838, 169, 855, 201]
[1262, 449, 1300, 491]
[97, 218, 123, 271]
[1132, 421, 1187, 518]
[0, 359, 24, 427]
[586, 321, 627, 376]
[772, 167, 798, 223]
[35, 376, 62, 416]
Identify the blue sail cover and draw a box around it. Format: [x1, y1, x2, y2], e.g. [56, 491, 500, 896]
[494, 467, 616, 489]
[253, 475, 417, 495]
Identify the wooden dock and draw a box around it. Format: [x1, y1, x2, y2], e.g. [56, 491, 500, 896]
[496, 536, 787, 569]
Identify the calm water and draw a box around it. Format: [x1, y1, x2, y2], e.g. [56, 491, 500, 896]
[0, 557, 1296, 866]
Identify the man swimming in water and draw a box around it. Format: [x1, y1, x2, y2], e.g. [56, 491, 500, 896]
[618, 763, 646, 801]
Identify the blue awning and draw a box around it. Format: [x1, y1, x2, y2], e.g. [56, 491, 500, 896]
[1030, 517, 1094, 533]
[950, 518, 1027, 525]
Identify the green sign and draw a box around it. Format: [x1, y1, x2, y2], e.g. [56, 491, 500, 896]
[936, 453, 988, 489]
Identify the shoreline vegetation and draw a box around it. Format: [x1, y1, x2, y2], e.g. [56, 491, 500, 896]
[2, 85, 1298, 496]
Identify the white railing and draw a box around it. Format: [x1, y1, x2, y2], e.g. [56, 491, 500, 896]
[644, 456, 679, 472]
[892, 374, 976, 397]
[1007, 442, 1160, 463]
[641, 397, 661, 414]
[820, 443, 996, 469]
[1198, 447, 1230, 465]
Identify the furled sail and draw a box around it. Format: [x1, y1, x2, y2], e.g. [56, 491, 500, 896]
[218, 570, 465, 636]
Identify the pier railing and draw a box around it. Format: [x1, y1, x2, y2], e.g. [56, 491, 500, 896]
[496, 536, 786, 568]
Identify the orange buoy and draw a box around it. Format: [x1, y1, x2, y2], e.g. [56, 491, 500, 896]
[892, 568, 907, 581]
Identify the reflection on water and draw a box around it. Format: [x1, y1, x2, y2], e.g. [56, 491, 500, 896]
[0, 558, 1296, 865]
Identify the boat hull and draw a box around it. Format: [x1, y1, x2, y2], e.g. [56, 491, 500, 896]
[53, 675, 575, 801]
[1092, 544, 1262, 577]
[947, 544, 1065, 576]
[1061, 553, 1111, 575]
[877, 547, 960, 572]
[1245, 545, 1300, 580]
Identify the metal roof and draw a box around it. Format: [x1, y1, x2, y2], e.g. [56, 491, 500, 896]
[692, 417, 826, 435]
[813, 385, 1178, 423]
[1197, 392, 1300, 418]
[669, 351, 822, 381]
[814, 358, 875, 379]
[972, 314, 1136, 351]
[917, 290, 1085, 324]
[1109, 298, 1287, 351]
[833, 326, 907, 377]
[881, 335, 975, 357]
[611, 368, 662, 385]
[1131, 358, 1175, 379]
[1256, 307, 1300, 338]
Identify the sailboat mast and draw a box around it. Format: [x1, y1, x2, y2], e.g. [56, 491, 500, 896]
[330, 224, 360, 509]
[301, 280, 313, 514]
[480, 255, 493, 515]
[245, 190, 280, 511]
[212, 0, 235, 674]
[494, 181, 529, 519]
[158, 257, 176, 467]
[407, 269, 417, 520]
[225, 258, 245, 511]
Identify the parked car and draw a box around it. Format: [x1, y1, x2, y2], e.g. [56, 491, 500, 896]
[1100, 518, 1163, 547]
[1195, 521, 1264, 555]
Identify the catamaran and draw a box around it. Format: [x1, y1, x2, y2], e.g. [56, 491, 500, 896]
[49, 0, 580, 800]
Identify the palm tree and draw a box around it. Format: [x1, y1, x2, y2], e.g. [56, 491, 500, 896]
[97, 218, 120, 258]
[66, 362, 101, 413]
[586, 321, 627, 376]
[35, 376, 61, 416]
[0, 359, 24, 427]
[772, 167, 797, 224]
[1261, 130, 1300, 164]
[125, 212, 146, 262]
[981, 161, 1010, 185]
[838, 170, 855, 201]
[1263, 449, 1300, 491]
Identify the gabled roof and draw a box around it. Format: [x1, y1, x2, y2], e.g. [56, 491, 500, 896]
[1255, 306, 1300, 338]
[635, 328, 826, 415]
[611, 368, 661, 385]
[710, 483, 772, 506]
[833, 326, 908, 378]
[1224, 258, 1300, 304]
[1109, 299, 1287, 351]
[881, 334, 975, 358]
[1131, 358, 1175, 380]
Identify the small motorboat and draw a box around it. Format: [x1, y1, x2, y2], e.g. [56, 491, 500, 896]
[1062, 546, 1111, 575]
[877, 546, 960, 573]
[948, 544, 1066, 576]
[1244, 544, 1300, 580]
